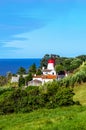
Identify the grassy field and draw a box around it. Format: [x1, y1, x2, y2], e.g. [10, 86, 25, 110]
[0, 83, 86, 130]
[0, 106, 86, 130]
[74, 83, 86, 105]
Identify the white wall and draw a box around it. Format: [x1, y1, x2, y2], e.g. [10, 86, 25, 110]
[33, 77, 43, 82]
[47, 63, 54, 70]
[43, 70, 56, 75]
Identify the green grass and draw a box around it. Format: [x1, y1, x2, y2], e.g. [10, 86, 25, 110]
[1, 83, 86, 130]
[0, 106, 86, 130]
[74, 83, 86, 105]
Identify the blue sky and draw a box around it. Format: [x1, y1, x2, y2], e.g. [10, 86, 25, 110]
[0, 0, 86, 58]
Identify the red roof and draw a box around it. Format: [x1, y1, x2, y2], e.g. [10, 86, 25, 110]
[43, 75, 57, 79]
[33, 75, 57, 79]
[48, 59, 55, 64]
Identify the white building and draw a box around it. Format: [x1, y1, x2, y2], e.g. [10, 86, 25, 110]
[42, 58, 56, 75]
[28, 58, 57, 86]
[11, 76, 19, 83]
[11, 74, 28, 83]
[11, 58, 57, 86]
[28, 80, 42, 86]
[28, 74, 57, 86]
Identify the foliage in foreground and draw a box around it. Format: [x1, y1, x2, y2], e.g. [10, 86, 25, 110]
[0, 106, 86, 130]
[0, 81, 75, 114]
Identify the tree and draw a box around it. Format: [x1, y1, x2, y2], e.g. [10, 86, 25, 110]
[55, 57, 66, 65]
[36, 68, 42, 75]
[18, 75, 25, 87]
[40, 54, 60, 68]
[76, 55, 86, 62]
[0, 76, 8, 86]
[17, 67, 26, 75]
[29, 63, 36, 74]
[55, 64, 65, 73]
[40, 54, 50, 68]
[25, 73, 32, 86]
[70, 58, 82, 71]
[63, 58, 73, 71]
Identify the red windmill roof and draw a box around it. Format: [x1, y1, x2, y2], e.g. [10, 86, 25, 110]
[48, 59, 55, 64]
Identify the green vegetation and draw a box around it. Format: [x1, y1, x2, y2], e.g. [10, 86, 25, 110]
[0, 54, 86, 87]
[29, 63, 37, 74]
[0, 54, 86, 129]
[25, 73, 32, 85]
[40, 54, 86, 72]
[59, 61, 86, 88]
[17, 67, 26, 75]
[0, 76, 8, 86]
[74, 83, 86, 106]
[0, 81, 75, 114]
[18, 75, 25, 87]
[0, 82, 86, 130]
[55, 64, 65, 73]
[36, 68, 42, 75]
[0, 106, 86, 130]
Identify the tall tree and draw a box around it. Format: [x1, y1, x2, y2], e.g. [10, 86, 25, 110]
[17, 67, 26, 75]
[40, 54, 60, 68]
[36, 68, 42, 75]
[29, 63, 36, 74]
[18, 75, 25, 87]
[40, 54, 50, 68]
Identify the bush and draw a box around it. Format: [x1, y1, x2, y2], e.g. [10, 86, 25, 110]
[0, 81, 75, 114]
[18, 75, 25, 87]
[0, 88, 28, 114]
[41, 81, 75, 108]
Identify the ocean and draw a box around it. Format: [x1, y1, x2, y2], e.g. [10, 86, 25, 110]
[0, 59, 41, 76]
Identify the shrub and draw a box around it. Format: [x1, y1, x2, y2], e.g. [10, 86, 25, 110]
[42, 81, 75, 108]
[18, 75, 25, 87]
[0, 81, 75, 114]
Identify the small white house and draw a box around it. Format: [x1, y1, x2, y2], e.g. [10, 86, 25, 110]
[11, 74, 28, 83]
[28, 80, 42, 86]
[31, 74, 57, 85]
[11, 76, 19, 83]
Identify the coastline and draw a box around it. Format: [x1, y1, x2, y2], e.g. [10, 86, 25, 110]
[0, 58, 41, 76]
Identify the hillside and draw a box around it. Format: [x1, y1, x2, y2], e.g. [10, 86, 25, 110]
[0, 84, 86, 130]
[74, 83, 86, 106]
[0, 105, 86, 130]
[0, 59, 86, 129]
